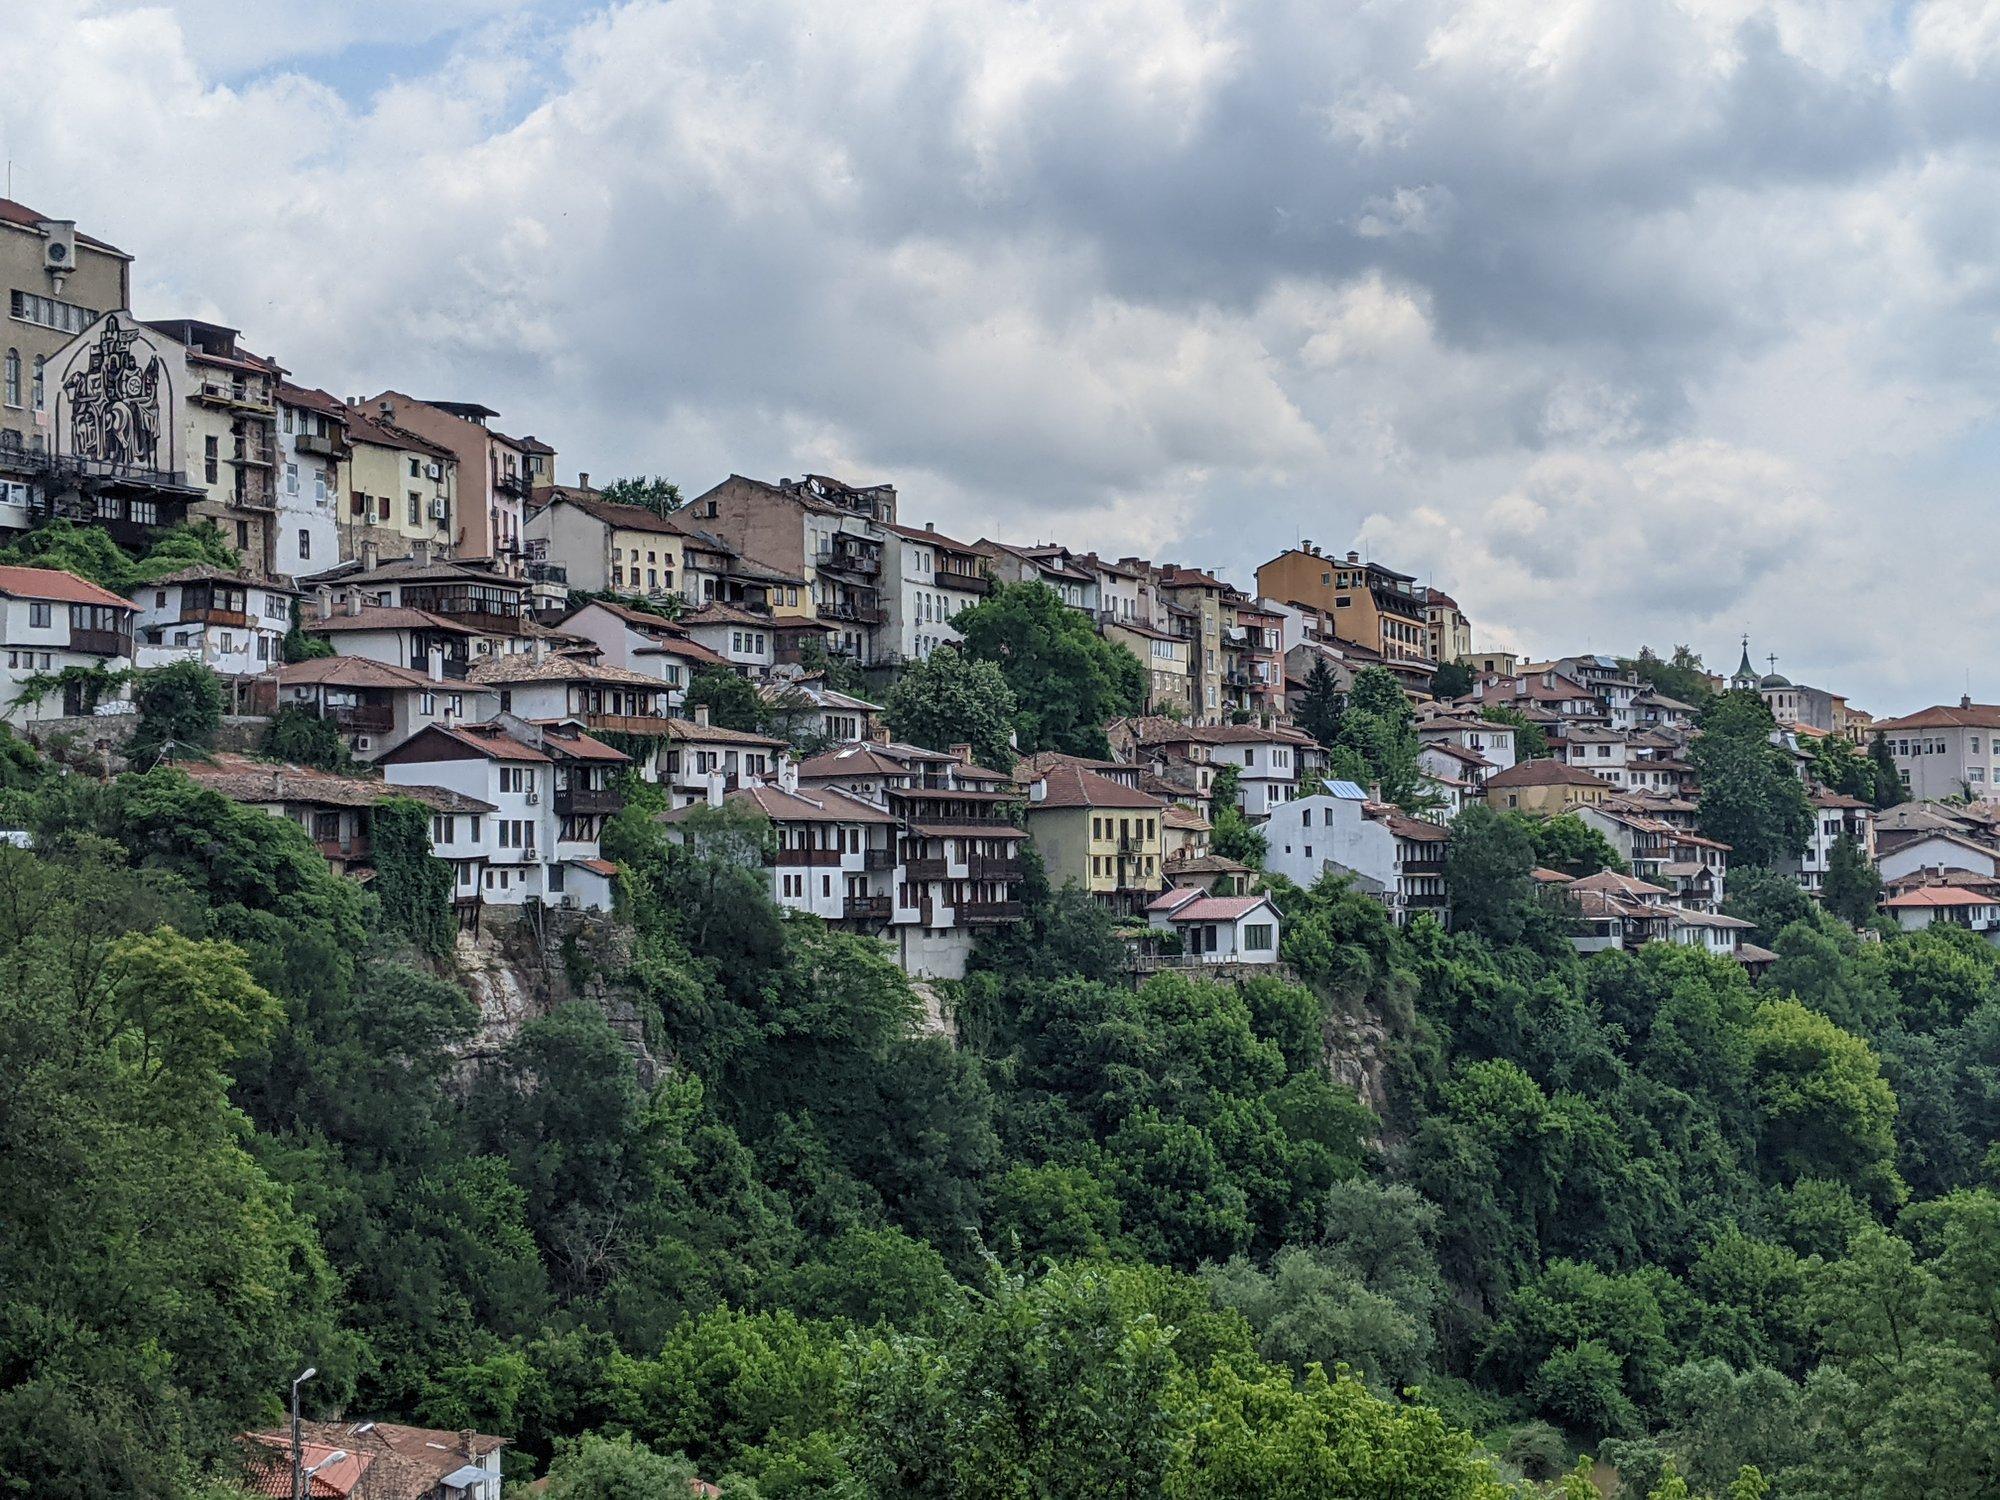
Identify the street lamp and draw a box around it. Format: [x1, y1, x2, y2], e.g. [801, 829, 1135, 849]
[291, 1367, 317, 1500]
[304, 1449, 349, 1486]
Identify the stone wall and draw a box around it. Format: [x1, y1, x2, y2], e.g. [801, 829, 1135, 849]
[21, 712, 271, 775]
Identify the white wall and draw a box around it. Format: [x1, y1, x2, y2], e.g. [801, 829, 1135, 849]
[1263, 793, 1394, 892]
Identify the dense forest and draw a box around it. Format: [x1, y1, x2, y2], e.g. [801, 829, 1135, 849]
[4, 686, 2000, 1498]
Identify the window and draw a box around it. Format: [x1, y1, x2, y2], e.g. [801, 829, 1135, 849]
[298, 529, 310, 560]
[409, 458, 420, 478]
[3, 348, 18, 407]
[31, 355, 43, 410]
[235, 520, 249, 550]
[408, 492, 421, 526]
[27, 602, 49, 629]
[1242, 923, 1273, 951]
[10, 291, 97, 334]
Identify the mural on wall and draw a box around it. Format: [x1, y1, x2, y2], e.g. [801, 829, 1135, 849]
[58, 315, 172, 474]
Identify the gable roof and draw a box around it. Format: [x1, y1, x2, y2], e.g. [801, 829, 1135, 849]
[1029, 764, 1165, 811]
[377, 720, 552, 764]
[0, 565, 132, 610]
[277, 656, 478, 693]
[1874, 703, 2000, 732]
[1486, 759, 1615, 790]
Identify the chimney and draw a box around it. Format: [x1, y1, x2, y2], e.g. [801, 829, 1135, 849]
[410, 539, 429, 565]
[706, 769, 724, 808]
[360, 540, 379, 573]
[950, 742, 972, 765]
[428, 644, 445, 683]
[578, 471, 590, 489]
[1963, 693, 1974, 710]
[344, 590, 362, 617]
[1028, 776, 1047, 803]
[531, 636, 547, 663]
[316, 583, 332, 618]
[778, 754, 798, 792]
[694, 703, 711, 728]
[1346, 550, 1360, 563]
[925, 521, 935, 531]
[459, 1431, 475, 1457]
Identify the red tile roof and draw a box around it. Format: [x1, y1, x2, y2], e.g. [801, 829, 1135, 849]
[1028, 764, 1164, 811]
[0, 564, 132, 610]
[1873, 703, 2000, 732]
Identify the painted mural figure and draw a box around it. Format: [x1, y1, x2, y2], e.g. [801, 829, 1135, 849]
[63, 315, 165, 472]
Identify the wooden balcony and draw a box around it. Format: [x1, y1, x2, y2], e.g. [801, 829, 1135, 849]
[904, 857, 949, 880]
[329, 703, 395, 733]
[771, 846, 842, 867]
[583, 712, 670, 736]
[555, 786, 624, 818]
[843, 895, 892, 922]
[68, 627, 134, 657]
[862, 848, 896, 871]
[960, 900, 1025, 923]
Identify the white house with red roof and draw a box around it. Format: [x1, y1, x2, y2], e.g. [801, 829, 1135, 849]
[660, 775, 902, 927]
[559, 598, 731, 706]
[0, 563, 136, 725]
[376, 719, 625, 911]
[129, 564, 294, 677]
[1146, 887, 1284, 963]
[1882, 885, 2000, 939]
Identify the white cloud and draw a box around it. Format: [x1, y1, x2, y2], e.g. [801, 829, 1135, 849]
[10, 0, 2000, 710]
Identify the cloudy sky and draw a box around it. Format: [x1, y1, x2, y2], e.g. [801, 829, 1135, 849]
[8, 2, 1998, 708]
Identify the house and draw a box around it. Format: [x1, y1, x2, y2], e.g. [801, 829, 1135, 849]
[467, 652, 672, 742]
[661, 775, 901, 931]
[977, 539, 1098, 611]
[1562, 869, 1759, 961]
[1870, 698, 2000, 802]
[272, 656, 496, 761]
[302, 600, 497, 681]
[304, 553, 531, 638]
[677, 601, 779, 675]
[1416, 707, 1518, 773]
[1145, 888, 1284, 964]
[558, 598, 730, 706]
[1112, 718, 1313, 818]
[1153, 565, 1231, 721]
[357, 393, 552, 566]
[1102, 616, 1192, 715]
[129, 564, 294, 682]
[1425, 587, 1473, 665]
[1260, 782, 1447, 924]
[339, 403, 458, 568]
[1798, 788, 1876, 897]
[1419, 740, 1494, 794]
[179, 752, 494, 879]
[760, 674, 882, 745]
[377, 719, 626, 912]
[1223, 600, 1287, 719]
[1483, 758, 1615, 815]
[1881, 885, 2000, 940]
[1875, 827, 2000, 886]
[273, 382, 349, 576]
[239, 1420, 504, 1500]
[1021, 762, 1168, 914]
[659, 708, 789, 807]
[524, 490, 685, 601]
[0, 564, 136, 726]
[1161, 801, 1212, 863]
[878, 520, 991, 663]
[1253, 546, 1434, 679]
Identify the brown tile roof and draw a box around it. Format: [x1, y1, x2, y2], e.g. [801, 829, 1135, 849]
[524, 721, 631, 763]
[1028, 764, 1165, 811]
[145, 563, 297, 592]
[0, 197, 124, 254]
[276, 382, 350, 420]
[0, 564, 132, 610]
[665, 716, 786, 748]
[1161, 802, 1211, 830]
[306, 605, 486, 636]
[467, 654, 663, 689]
[543, 492, 688, 536]
[1883, 885, 2000, 910]
[182, 753, 494, 813]
[1147, 889, 1275, 921]
[662, 782, 896, 826]
[1873, 703, 2000, 732]
[387, 721, 553, 763]
[242, 1421, 504, 1500]
[1485, 759, 1615, 790]
[680, 602, 777, 629]
[1568, 869, 1672, 898]
[277, 656, 462, 692]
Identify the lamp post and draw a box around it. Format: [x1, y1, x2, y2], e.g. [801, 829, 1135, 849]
[303, 1449, 348, 1491]
[291, 1367, 317, 1500]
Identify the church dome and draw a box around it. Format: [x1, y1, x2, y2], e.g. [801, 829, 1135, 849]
[1759, 672, 1791, 689]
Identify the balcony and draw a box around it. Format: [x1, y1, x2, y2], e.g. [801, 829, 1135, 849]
[843, 895, 892, 922]
[68, 627, 134, 657]
[526, 561, 569, 585]
[192, 379, 275, 413]
[772, 846, 842, 867]
[493, 471, 531, 499]
[232, 440, 277, 468]
[823, 598, 885, 626]
[328, 703, 395, 734]
[315, 835, 370, 863]
[967, 854, 1022, 881]
[583, 712, 670, 736]
[960, 900, 1025, 924]
[939, 569, 991, 594]
[1400, 857, 1446, 875]
[231, 477, 277, 512]
[816, 543, 881, 578]
[182, 607, 249, 628]
[904, 857, 949, 880]
[295, 430, 349, 459]
[863, 848, 896, 871]
[1404, 892, 1448, 909]
[555, 786, 624, 818]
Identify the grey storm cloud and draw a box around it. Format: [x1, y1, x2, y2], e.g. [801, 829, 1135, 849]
[10, 0, 2000, 709]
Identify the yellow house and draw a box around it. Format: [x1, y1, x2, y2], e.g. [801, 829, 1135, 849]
[1103, 617, 1192, 714]
[1482, 759, 1615, 816]
[1023, 763, 1168, 913]
[343, 408, 457, 561]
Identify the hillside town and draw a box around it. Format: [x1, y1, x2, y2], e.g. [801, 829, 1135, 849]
[0, 195, 1986, 1004]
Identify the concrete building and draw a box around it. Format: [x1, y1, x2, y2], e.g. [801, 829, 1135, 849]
[359, 394, 551, 567]
[272, 654, 497, 761]
[0, 198, 134, 517]
[1145, 888, 1284, 963]
[341, 406, 457, 567]
[1425, 587, 1473, 664]
[273, 383, 348, 576]
[878, 520, 989, 663]
[1869, 699, 2000, 802]
[1254, 546, 1434, 676]
[525, 491, 685, 602]
[1483, 758, 1616, 815]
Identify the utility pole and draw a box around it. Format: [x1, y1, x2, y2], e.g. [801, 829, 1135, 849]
[291, 1367, 317, 1500]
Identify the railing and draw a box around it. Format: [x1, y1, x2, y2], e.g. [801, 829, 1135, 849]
[904, 857, 949, 880]
[328, 703, 395, 733]
[68, 627, 133, 657]
[493, 471, 531, 498]
[183, 607, 249, 628]
[232, 440, 277, 467]
[583, 712, 670, 735]
[823, 599, 885, 625]
[316, 836, 370, 862]
[295, 431, 348, 458]
[939, 569, 990, 594]
[28, 451, 193, 489]
[816, 544, 881, 577]
[959, 900, 1025, 923]
[771, 846, 843, 867]
[232, 477, 277, 511]
[526, 561, 568, 584]
[843, 895, 892, 922]
[194, 379, 275, 411]
[555, 787, 624, 818]
[863, 848, 896, 871]
[1400, 857, 1446, 875]
[967, 854, 1022, 881]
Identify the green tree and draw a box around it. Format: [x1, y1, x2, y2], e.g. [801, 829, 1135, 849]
[1821, 833, 1881, 928]
[370, 797, 457, 956]
[1747, 997, 1903, 1208]
[540, 1432, 708, 1499]
[1692, 692, 1812, 867]
[952, 581, 1144, 757]
[1481, 703, 1551, 759]
[1868, 731, 1905, 808]
[1336, 667, 1423, 807]
[1522, 811, 1625, 878]
[684, 664, 767, 734]
[1624, 646, 1713, 710]
[1431, 659, 1473, 699]
[1721, 865, 1817, 945]
[262, 704, 352, 770]
[881, 645, 1018, 769]
[597, 474, 684, 517]
[1444, 804, 1539, 942]
[127, 660, 226, 764]
[1296, 657, 1346, 747]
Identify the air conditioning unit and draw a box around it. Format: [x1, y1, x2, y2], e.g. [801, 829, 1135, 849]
[528, 848, 545, 863]
[525, 791, 540, 805]
[559, 895, 579, 910]
[426, 462, 442, 480]
[38, 220, 75, 281]
[428, 498, 448, 521]
[355, 736, 372, 751]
